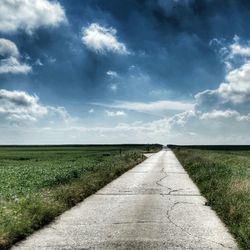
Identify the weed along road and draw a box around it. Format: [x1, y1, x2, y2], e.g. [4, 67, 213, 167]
[12, 148, 238, 250]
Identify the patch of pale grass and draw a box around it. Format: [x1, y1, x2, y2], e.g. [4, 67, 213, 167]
[230, 179, 250, 193]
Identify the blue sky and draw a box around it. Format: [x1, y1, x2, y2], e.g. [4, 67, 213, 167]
[1, 0, 250, 144]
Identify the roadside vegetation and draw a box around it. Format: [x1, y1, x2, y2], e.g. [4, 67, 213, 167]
[0, 144, 161, 249]
[171, 146, 250, 250]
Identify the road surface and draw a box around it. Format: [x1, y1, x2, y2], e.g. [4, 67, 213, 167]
[12, 148, 238, 249]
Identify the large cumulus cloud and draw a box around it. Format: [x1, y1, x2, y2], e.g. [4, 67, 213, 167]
[196, 61, 250, 114]
[0, 89, 74, 125]
[0, 0, 66, 34]
[166, 49, 250, 144]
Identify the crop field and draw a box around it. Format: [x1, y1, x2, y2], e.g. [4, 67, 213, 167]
[171, 146, 250, 250]
[0, 144, 161, 249]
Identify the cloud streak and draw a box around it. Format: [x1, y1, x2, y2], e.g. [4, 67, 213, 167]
[105, 110, 126, 117]
[94, 100, 194, 114]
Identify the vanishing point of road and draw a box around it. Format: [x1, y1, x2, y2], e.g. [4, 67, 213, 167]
[12, 148, 238, 249]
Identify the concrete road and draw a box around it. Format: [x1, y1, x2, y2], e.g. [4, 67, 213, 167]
[12, 148, 238, 250]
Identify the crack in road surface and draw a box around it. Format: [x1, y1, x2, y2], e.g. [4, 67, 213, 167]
[165, 201, 234, 249]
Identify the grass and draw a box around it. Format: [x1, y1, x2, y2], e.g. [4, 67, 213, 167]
[171, 146, 250, 250]
[0, 144, 161, 249]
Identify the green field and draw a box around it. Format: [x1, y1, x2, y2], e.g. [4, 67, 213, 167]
[171, 146, 250, 250]
[0, 144, 161, 249]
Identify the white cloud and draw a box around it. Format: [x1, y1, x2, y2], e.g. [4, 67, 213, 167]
[0, 38, 19, 57]
[221, 62, 250, 103]
[105, 110, 126, 117]
[210, 35, 250, 71]
[107, 71, 119, 91]
[203, 36, 250, 114]
[0, 0, 66, 33]
[0, 89, 74, 125]
[95, 100, 194, 114]
[200, 109, 240, 120]
[0, 89, 47, 123]
[1, 103, 250, 144]
[160, 36, 250, 144]
[47, 106, 76, 124]
[196, 61, 250, 110]
[229, 35, 250, 57]
[88, 108, 94, 113]
[171, 48, 250, 143]
[7, 107, 250, 144]
[106, 70, 118, 78]
[0, 57, 31, 74]
[2, 111, 250, 144]
[0, 39, 31, 74]
[168, 110, 195, 127]
[166, 109, 250, 144]
[230, 43, 250, 57]
[81, 23, 128, 54]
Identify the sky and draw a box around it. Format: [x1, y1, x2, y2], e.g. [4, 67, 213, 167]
[1, 0, 250, 144]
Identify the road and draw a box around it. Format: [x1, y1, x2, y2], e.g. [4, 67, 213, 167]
[12, 148, 238, 249]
